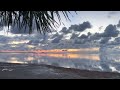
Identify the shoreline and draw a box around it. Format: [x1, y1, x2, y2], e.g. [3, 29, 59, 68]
[0, 62, 120, 79]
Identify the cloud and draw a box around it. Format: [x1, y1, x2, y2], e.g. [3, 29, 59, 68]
[100, 37, 111, 44]
[51, 32, 59, 39]
[48, 24, 119, 45]
[108, 11, 118, 15]
[107, 11, 120, 18]
[68, 21, 92, 32]
[107, 15, 111, 18]
[117, 20, 120, 28]
[70, 33, 78, 39]
[86, 24, 119, 44]
[89, 24, 119, 40]
[60, 27, 70, 34]
[74, 39, 86, 44]
[51, 35, 63, 43]
[72, 33, 92, 44]
[28, 40, 41, 45]
[83, 24, 119, 44]
[99, 26, 103, 30]
[115, 37, 120, 42]
[87, 32, 92, 36]
[89, 33, 101, 40]
[79, 34, 88, 39]
[0, 35, 11, 43]
[100, 24, 119, 37]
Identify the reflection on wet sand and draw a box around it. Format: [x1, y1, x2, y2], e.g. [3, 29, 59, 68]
[34, 53, 100, 61]
[25, 57, 34, 61]
[0, 48, 100, 64]
[7, 60, 26, 64]
[2, 52, 100, 64]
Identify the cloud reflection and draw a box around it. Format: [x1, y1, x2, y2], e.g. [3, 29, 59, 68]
[34, 53, 100, 61]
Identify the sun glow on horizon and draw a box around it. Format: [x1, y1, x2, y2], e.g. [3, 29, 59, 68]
[8, 40, 30, 45]
[33, 53, 100, 61]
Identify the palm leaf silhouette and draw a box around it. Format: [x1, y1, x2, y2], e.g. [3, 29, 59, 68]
[0, 11, 75, 34]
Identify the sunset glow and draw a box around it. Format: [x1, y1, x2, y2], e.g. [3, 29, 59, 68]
[25, 57, 34, 61]
[8, 40, 29, 45]
[0, 47, 99, 53]
[34, 53, 100, 61]
[34, 47, 99, 53]
[7, 58, 26, 64]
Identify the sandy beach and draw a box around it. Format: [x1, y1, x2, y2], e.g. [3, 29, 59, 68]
[0, 62, 120, 79]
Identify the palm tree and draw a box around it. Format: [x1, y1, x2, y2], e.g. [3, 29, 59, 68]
[0, 11, 75, 34]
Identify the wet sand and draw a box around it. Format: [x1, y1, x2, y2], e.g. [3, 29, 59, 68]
[0, 62, 120, 79]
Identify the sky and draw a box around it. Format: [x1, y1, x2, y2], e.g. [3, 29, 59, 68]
[58, 11, 120, 34]
[0, 11, 120, 37]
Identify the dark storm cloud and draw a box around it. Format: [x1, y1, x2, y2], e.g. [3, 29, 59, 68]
[100, 24, 119, 37]
[79, 34, 88, 39]
[87, 32, 92, 36]
[53, 23, 119, 45]
[74, 38, 87, 44]
[59, 24, 119, 45]
[73, 33, 91, 44]
[51, 32, 59, 39]
[70, 33, 78, 39]
[71, 32, 97, 44]
[85, 24, 119, 44]
[68, 21, 92, 32]
[51, 35, 63, 43]
[88, 24, 119, 43]
[28, 40, 41, 45]
[60, 27, 70, 34]
[100, 37, 111, 44]
[89, 33, 101, 40]
[115, 37, 120, 42]
[117, 20, 120, 28]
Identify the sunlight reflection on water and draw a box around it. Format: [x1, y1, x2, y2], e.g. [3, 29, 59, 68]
[0, 48, 120, 73]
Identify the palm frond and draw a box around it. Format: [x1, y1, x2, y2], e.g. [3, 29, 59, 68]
[0, 11, 74, 34]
